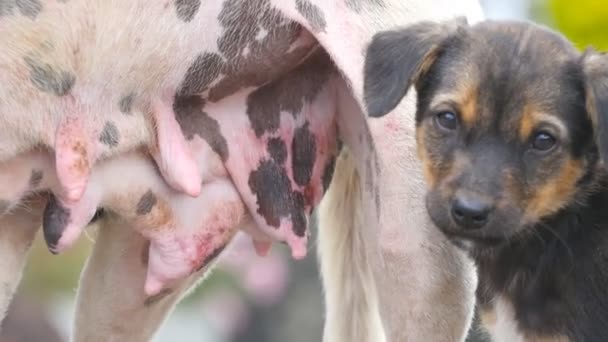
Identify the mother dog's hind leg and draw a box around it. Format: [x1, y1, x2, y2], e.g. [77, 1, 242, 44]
[0, 195, 46, 323]
[72, 212, 214, 342]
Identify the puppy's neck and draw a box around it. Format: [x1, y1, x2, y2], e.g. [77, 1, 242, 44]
[474, 172, 608, 317]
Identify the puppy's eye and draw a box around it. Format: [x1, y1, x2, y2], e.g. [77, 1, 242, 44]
[435, 111, 458, 130]
[532, 131, 556, 151]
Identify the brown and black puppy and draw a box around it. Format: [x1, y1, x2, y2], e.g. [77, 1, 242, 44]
[364, 18, 608, 342]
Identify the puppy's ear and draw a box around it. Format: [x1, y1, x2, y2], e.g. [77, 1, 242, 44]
[582, 48, 608, 163]
[363, 17, 467, 118]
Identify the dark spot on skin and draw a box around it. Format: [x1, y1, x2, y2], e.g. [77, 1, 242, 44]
[267, 138, 287, 164]
[42, 194, 71, 254]
[196, 245, 227, 271]
[248, 160, 309, 237]
[0, 200, 10, 215]
[24, 56, 75, 96]
[290, 191, 307, 237]
[174, 0, 200, 22]
[136, 190, 157, 216]
[178, 53, 223, 96]
[16, 0, 42, 19]
[322, 155, 336, 192]
[249, 160, 292, 228]
[345, 0, 384, 12]
[292, 122, 317, 186]
[0, 0, 44, 18]
[216, 0, 278, 61]
[119, 93, 135, 114]
[29, 169, 43, 188]
[206, 0, 313, 102]
[173, 95, 230, 161]
[144, 288, 173, 307]
[295, 0, 326, 32]
[0, 1, 15, 16]
[246, 51, 332, 137]
[99, 121, 120, 147]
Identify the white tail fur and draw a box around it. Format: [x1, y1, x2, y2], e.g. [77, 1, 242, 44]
[317, 148, 386, 342]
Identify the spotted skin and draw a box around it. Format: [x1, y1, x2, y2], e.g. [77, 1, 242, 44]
[136, 191, 157, 216]
[29, 169, 43, 188]
[295, 0, 326, 32]
[267, 138, 288, 164]
[23, 55, 75, 96]
[292, 122, 317, 186]
[174, 0, 200, 22]
[173, 95, 229, 162]
[0, 0, 43, 18]
[99, 122, 120, 148]
[119, 93, 135, 114]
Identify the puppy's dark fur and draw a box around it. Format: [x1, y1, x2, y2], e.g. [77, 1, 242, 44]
[364, 18, 608, 341]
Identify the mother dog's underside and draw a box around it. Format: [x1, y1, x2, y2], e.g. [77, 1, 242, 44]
[0, 0, 484, 340]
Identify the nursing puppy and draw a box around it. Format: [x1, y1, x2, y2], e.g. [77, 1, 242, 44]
[365, 19, 608, 341]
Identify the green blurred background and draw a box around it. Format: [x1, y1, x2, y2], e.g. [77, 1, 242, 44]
[541, 0, 608, 51]
[3, 1, 608, 341]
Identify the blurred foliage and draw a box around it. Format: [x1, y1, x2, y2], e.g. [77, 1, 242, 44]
[536, 0, 608, 51]
[22, 232, 91, 299]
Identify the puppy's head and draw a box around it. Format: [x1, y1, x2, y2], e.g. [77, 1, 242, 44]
[364, 19, 608, 250]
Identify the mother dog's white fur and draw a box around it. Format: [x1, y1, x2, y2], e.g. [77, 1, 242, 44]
[0, 0, 485, 341]
[317, 149, 387, 342]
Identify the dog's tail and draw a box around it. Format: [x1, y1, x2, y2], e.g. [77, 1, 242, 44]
[317, 148, 386, 342]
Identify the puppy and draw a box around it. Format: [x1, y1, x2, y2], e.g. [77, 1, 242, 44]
[365, 18, 608, 341]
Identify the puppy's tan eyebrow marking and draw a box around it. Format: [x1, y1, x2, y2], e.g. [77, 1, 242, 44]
[430, 83, 479, 127]
[518, 106, 567, 141]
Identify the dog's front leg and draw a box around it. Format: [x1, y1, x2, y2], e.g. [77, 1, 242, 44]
[72, 212, 210, 342]
[0, 195, 46, 322]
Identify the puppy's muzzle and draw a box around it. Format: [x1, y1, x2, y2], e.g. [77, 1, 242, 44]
[450, 191, 493, 230]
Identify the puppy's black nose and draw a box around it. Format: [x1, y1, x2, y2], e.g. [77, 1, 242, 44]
[451, 194, 492, 230]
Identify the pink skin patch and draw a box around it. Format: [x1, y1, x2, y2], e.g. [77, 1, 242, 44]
[150, 95, 202, 198]
[54, 115, 93, 204]
[143, 180, 245, 296]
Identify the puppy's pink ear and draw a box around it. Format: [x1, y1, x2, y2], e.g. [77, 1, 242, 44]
[363, 16, 467, 118]
[582, 48, 608, 163]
